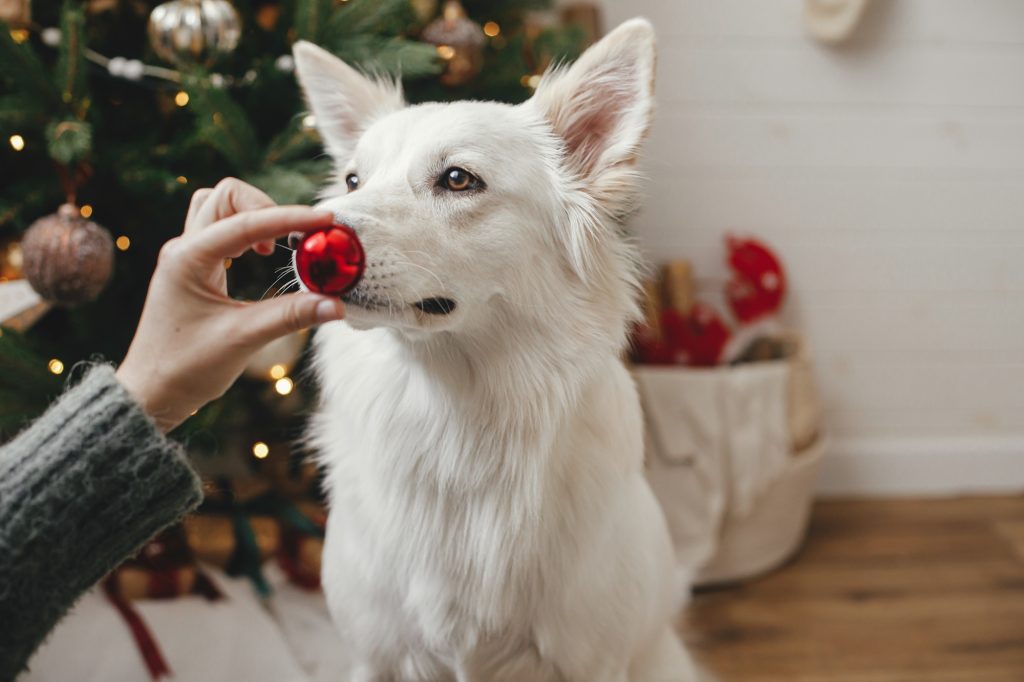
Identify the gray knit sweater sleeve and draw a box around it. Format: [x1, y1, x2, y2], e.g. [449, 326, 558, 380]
[0, 365, 203, 679]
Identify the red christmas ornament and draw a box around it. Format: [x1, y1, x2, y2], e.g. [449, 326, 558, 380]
[661, 303, 732, 367]
[295, 224, 365, 296]
[725, 235, 786, 324]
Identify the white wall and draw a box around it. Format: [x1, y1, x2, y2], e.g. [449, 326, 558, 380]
[593, 0, 1024, 495]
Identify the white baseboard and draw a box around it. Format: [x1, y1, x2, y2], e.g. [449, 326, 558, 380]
[815, 436, 1024, 497]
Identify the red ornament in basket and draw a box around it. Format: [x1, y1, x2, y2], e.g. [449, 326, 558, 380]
[725, 235, 786, 324]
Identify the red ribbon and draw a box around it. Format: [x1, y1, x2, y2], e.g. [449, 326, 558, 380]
[278, 526, 321, 591]
[102, 577, 172, 681]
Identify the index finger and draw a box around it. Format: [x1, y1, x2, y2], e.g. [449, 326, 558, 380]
[192, 206, 334, 262]
[187, 178, 276, 234]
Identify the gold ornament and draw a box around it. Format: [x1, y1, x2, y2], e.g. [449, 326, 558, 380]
[147, 0, 242, 67]
[0, 0, 30, 28]
[21, 204, 114, 305]
[421, 0, 485, 87]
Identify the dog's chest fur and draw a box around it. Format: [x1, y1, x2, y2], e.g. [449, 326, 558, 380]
[310, 322, 641, 675]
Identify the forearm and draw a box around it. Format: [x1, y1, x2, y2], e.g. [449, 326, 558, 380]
[0, 365, 203, 679]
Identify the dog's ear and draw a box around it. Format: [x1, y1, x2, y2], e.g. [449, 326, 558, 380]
[530, 18, 656, 216]
[292, 41, 404, 160]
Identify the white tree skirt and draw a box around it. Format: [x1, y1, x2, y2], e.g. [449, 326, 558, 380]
[23, 564, 345, 682]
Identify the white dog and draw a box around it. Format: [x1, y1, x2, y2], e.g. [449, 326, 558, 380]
[293, 19, 697, 682]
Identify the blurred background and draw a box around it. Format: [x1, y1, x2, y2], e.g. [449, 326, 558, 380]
[599, 0, 1024, 497]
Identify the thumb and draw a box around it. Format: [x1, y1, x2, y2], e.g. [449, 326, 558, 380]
[238, 293, 345, 346]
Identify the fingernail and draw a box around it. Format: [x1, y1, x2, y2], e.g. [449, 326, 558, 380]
[315, 298, 344, 322]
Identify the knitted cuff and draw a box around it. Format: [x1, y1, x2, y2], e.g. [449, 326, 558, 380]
[0, 364, 203, 678]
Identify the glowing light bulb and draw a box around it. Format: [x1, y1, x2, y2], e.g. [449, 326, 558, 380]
[175, 91, 190, 107]
[79, 205, 93, 218]
[9, 134, 25, 151]
[436, 45, 456, 60]
[269, 364, 287, 380]
[116, 236, 130, 251]
[274, 377, 294, 395]
[48, 358, 64, 375]
[252, 442, 270, 459]
[483, 22, 500, 37]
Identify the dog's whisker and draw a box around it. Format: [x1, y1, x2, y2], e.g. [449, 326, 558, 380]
[277, 277, 302, 297]
[259, 268, 296, 301]
[391, 259, 445, 293]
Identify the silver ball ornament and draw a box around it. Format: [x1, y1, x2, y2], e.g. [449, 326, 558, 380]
[148, 0, 241, 68]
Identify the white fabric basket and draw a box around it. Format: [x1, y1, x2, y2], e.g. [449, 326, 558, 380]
[634, 335, 825, 586]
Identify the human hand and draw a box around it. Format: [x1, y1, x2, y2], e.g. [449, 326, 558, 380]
[116, 178, 345, 432]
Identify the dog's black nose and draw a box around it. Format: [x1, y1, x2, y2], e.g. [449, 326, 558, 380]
[287, 231, 303, 249]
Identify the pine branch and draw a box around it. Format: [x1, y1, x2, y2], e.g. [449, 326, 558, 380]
[261, 117, 321, 167]
[0, 21, 59, 106]
[56, 0, 89, 113]
[0, 329, 63, 436]
[0, 93, 47, 129]
[327, 35, 442, 78]
[245, 158, 331, 205]
[293, 0, 333, 43]
[327, 0, 416, 36]
[185, 75, 260, 173]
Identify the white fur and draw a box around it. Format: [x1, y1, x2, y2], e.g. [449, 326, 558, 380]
[293, 19, 698, 681]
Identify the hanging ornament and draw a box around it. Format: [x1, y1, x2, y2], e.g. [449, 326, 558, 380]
[421, 0, 485, 87]
[724, 235, 786, 324]
[410, 0, 438, 24]
[21, 204, 114, 305]
[147, 0, 242, 68]
[294, 224, 365, 296]
[0, 0, 30, 28]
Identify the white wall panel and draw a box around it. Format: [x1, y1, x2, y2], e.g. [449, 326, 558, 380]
[590, 0, 1024, 493]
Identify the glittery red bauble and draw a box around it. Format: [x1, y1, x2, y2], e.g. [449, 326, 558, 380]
[294, 224, 365, 296]
[725, 235, 786, 324]
[661, 303, 732, 367]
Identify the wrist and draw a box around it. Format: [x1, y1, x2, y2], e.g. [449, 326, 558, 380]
[115, 362, 187, 433]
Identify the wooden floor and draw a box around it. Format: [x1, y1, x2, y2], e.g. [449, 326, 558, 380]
[678, 496, 1024, 682]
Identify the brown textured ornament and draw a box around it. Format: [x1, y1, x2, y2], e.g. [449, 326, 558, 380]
[421, 0, 485, 87]
[0, 0, 31, 28]
[21, 204, 114, 305]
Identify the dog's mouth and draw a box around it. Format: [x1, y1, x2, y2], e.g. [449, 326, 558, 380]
[413, 297, 457, 316]
[342, 290, 457, 317]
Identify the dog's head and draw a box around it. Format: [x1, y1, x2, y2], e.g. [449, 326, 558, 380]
[293, 19, 655, 348]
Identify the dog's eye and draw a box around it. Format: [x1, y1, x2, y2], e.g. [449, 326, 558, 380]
[345, 173, 359, 192]
[439, 167, 482, 192]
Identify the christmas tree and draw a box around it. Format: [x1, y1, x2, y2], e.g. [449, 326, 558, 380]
[0, 0, 589, 478]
